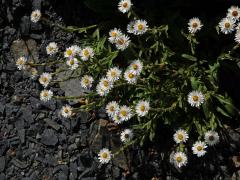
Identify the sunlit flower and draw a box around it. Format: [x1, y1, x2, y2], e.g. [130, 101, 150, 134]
[61, 105, 73, 118]
[109, 28, 122, 44]
[115, 34, 130, 51]
[120, 129, 133, 143]
[188, 17, 203, 34]
[16, 57, 27, 70]
[133, 20, 148, 35]
[192, 141, 207, 157]
[98, 148, 112, 164]
[235, 30, 240, 43]
[46, 42, 58, 55]
[124, 70, 137, 84]
[118, 0, 132, 14]
[187, 91, 204, 107]
[135, 100, 150, 117]
[172, 152, 188, 168]
[99, 78, 113, 91]
[80, 47, 94, 61]
[129, 60, 143, 75]
[40, 90, 53, 102]
[66, 58, 79, 70]
[106, 67, 122, 82]
[119, 105, 132, 121]
[31, 10, 41, 23]
[80, 75, 94, 89]
[227, 6, 240, 20]
[204, 130, 220, 146]
[219, 17, 235, 34]
[127, 21, 135, 34]
[39, 72, 52, 88]
[173, 129, 189, 144]
[64, 46, 75, 59]
[106, 101, 119, 118]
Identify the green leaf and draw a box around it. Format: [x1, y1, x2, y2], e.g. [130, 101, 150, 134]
[181, 54, 197, 61]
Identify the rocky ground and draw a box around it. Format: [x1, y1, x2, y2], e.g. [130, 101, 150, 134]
[1, 0, 240, 179]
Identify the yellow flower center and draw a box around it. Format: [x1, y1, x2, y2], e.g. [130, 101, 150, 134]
[43, 92, 48, 97]
[84, 79, 89, 84]
[197, 146, 203, 151]
[66, 49, 72, 56]
[121, 110, 127, 116]
[48, 47, 54, 51]
[128, 73, 134, 79]
[192, 22, 198, 28]
[140, 105, 145, 111]
[69, 59, 74, 65]
[138, 24, 144, 30]
[41, 77, 48, 83]
[18, 59, 24, 65]
[83, 50, 89, 56]
[103, 80, 109, 87]
[132, 64, 138, 70]
[111, 71, 116, 77]
[117, 38, 125, 45]
[64, 108, 69, 113]
[123, 2, 128, 8]
[192, 95, 199, 102]
[176, 156, 182, 162]
[111, 31, 117, 37]
[101, 152, 108, 159]
[225, 22, 231, 28]
[232, 11, 238, 17]
[109, 106, 115, 111]
[177, 134, 183, 140]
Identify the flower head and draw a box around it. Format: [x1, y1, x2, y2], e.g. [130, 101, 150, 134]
[80, 47, 94, 61]
[46, 42, 58, 55]
[124, 70, 137, 84]
[98, 148, 112, 164]
[172, 152, 188, 168]
[66, 58, 79, 70]
[135, 100, 150, 117]
[106, 101, 119, 118]
[39, 72, 52, 88]
[129, 60, 143, 75]
[115, 34, 130, 51]
[31, 10, 41, 23]
[219, 17, 235, 34]
[173, 129, 189, 144]
[81, 75, 94, 89]
[40, 90, 53, 102]
[133, 20, 148, 35]
[106, 67, 122, 82]
[119, 105, 132, 121]
[187, 91, 204, 107]
[61, 105, 73, 118]
[112, 113, 124, 124]
[118, 0, 132, 14]
[99, 78, 113, 91]
[227, 6, 240, 20]
[204, 130, 220, 146]
[192, 141, 207, 157]
[64, 46, 75, 59]
[120, 129, 133, 143]
[16, 57, 27, 70]
[127, 21, 135, 34]
[109, 28, 122, 44]
[188, 17, 203, 34]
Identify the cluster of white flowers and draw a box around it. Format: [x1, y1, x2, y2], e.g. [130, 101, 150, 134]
[124, 59, 143, 84]
[127, 20, 149, 35]
[108, 28, 131, 51]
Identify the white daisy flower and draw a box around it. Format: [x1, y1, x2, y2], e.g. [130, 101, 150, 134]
[30, 10, 41, 23]
[133, 20, 148, 35]
[187, 91, 204, 107]
[106, 101, 119, 118]
[173, 129, 189, 144]
[192, 141, 207, 157]
[127, 21, 135, 34]
[96, 84, 109, 97]
[108, 28, 122, 44]
[66, 58, 79, 70]
[119, 105, 132, 121]
[46, 42, 58, 55]
[115, 34, 130, 51]
[227, 6, 240, 20]
[61, 105, 73, 118]
[99, 78, 113, 91]
[80, 75, 94, 89]
[98, 148, 112, 164]
[64, 46, 75, 59]
[129, 60, 143, 75]
[120, 129, 133, 143]
[235, 30, 240, 43]
[16, 57, 27, 70]
[106, 67, 122, 82]
[40, 90, 53, 102]
[124, 70, 137, 84]
[135, 100, 150, 117]
[112, 113, 124, 124]
[219, 17, 235, 34]
[204, 130, 220, 146]
[39, 72, 52, 88]
[188, 17, 203, 34]
[173, 152, 188, 168]
[80, 47, 94, 61]
[118, 0, 132, 14]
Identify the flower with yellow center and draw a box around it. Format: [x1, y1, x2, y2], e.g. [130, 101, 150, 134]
[173, 129, 189, 144]
[129, 60, 143, 75]
[31, 10, 41, 23]
[187, 90, 204, 107]
[192, 141, 207, 157]
[108, 28, 122, 44]
[106, 67, 122, 82]
[227, 6, 240, 20]
[188, 17, 203, 34]
[61, 105, 73, 118]
[66, 58, 79, 70]
[135, 100, 150, 117]
[98, 148, 112, 164]
[118, 0, 132, 13]
[39, 72, 52, 88]
[133, 19, 148, 35]
[124, 70, 137, 84]
[115, 34, 130, 51]
[80, 47, 94, 61]
[40, 90, 53, 102]
[16, 57, 27, 70]
[106, 101, 119, 118]
[119, 105, 132, 121]
[80, 75, 94, 89]
[219, 17, 235, 34]
[172, 152, 188, 168]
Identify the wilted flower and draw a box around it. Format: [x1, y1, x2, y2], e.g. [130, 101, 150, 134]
[235, 30, 240, 43]
[118, 0, 132, 14]
[46, 42, 58, 55]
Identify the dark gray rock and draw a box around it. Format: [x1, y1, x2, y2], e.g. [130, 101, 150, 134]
[43, 118, 61, 131]
[11, 159, 28, 169]
[0, 156, 5, 172]
[41, 129, 58, 146]
[20, 16, 30, 36]
[17, 129, 25, 144]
